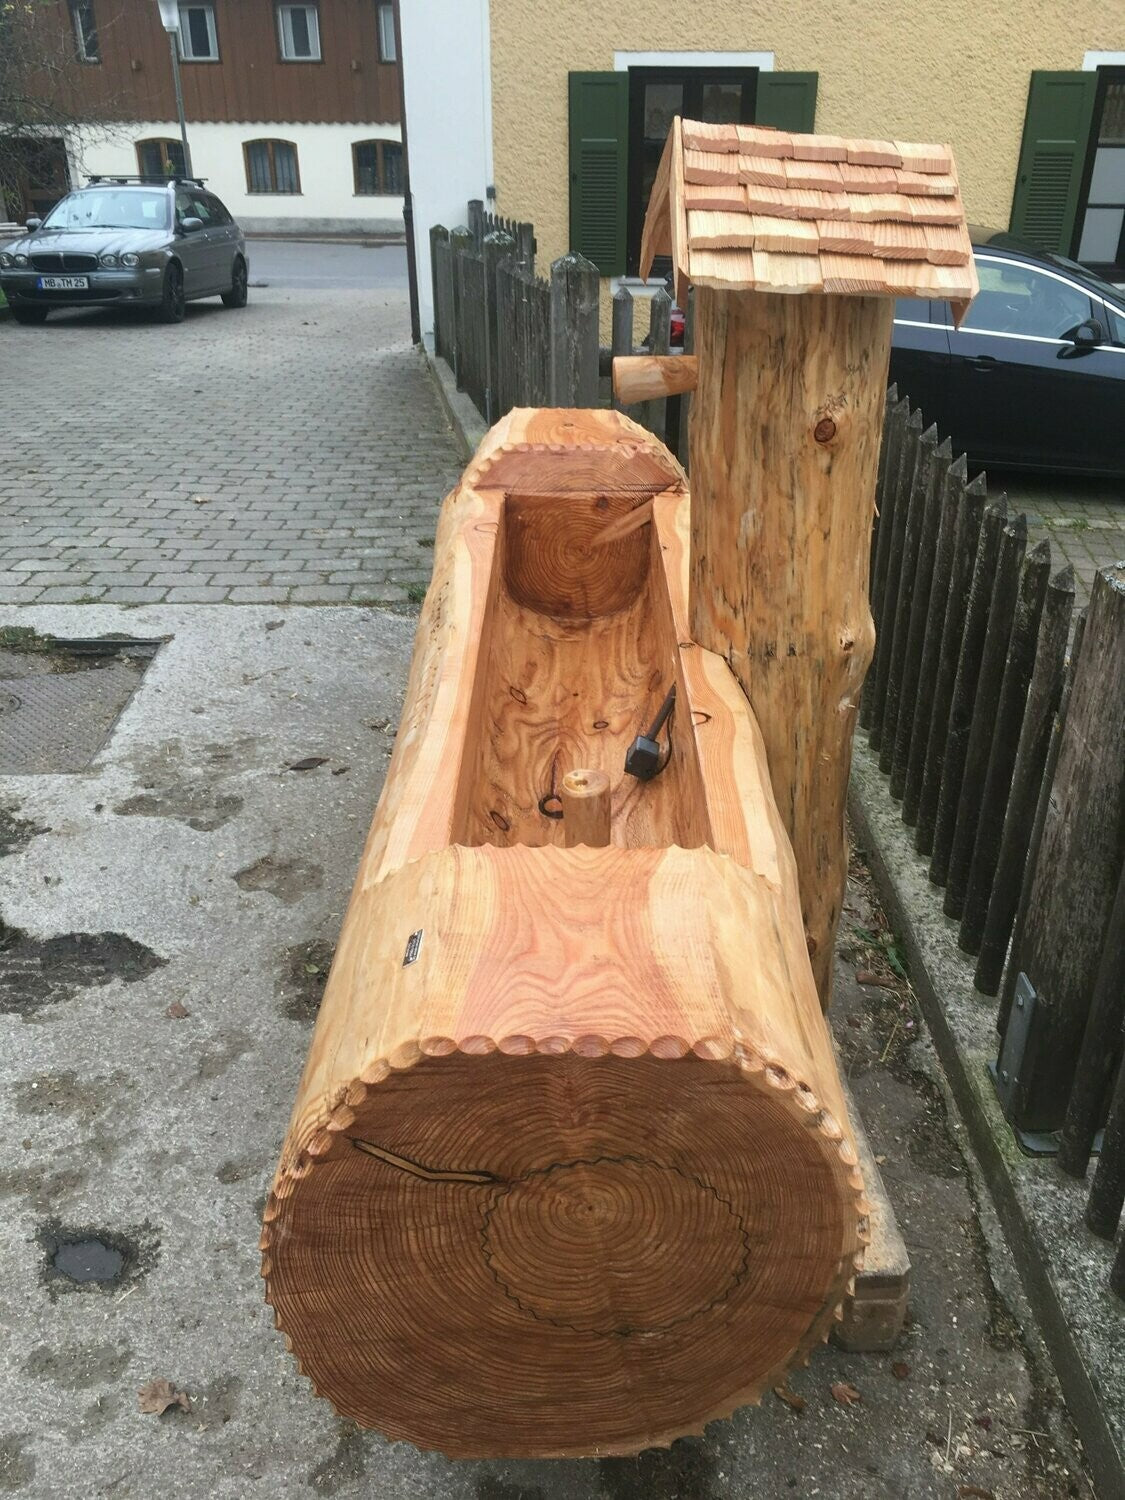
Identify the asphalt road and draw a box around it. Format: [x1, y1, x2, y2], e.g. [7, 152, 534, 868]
[246, 238, 409, 291]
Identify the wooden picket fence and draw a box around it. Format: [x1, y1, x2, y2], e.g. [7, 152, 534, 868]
[864, 386, 1125, 1295]
[429, 201, 692, 457]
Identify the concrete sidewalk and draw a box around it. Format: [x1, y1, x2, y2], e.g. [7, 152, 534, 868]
[0, 602, 1093, 1498]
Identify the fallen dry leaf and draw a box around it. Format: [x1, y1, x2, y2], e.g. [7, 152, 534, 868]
[856, 971, 897, 987]
[891, 1361, 910, 1380]
[773, 1384, 806, 1413]
[138, 1378, 191, 1415]
[166, 1001, 190, 1020]
[287, 756, 328, 772]
[957, 1487, 996, 1499]
[830, 1381, 862, 1406]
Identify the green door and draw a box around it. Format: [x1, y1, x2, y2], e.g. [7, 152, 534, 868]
[1010, 72, 1098, 253]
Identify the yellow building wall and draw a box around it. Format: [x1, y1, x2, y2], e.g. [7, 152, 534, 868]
[489, 0, 1114, 271]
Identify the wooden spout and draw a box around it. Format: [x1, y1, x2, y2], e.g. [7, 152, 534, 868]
[613, 354, 698, 405]
[561, 768, 611, 848]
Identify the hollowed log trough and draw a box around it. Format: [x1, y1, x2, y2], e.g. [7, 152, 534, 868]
[262, 407, 868, 1458]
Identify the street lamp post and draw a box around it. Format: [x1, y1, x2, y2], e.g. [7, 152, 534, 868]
[154, 0, 193, 178]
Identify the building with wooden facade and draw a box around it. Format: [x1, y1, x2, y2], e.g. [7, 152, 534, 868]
[7, 0, 403, 234]
[401, 1, 1123, 339]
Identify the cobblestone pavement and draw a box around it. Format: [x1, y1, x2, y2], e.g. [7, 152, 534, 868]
[975, 470, 1124, 606]
[0, 278, 461, 606]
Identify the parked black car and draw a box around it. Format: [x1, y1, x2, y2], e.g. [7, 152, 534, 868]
[890, 227, 1125, 479]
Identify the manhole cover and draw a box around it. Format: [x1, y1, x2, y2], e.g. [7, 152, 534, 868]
[0, 638, 160, 774]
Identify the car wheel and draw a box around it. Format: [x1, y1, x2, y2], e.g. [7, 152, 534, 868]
[221, 256, 248, 308]
[156, 262, 185, 324]
[10, 306, 49, 325]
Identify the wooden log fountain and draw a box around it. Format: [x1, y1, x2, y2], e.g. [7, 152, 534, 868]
[262, 408, 868, 1457]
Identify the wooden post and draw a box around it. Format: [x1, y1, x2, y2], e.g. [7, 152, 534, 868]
[975, 565, 1074, 995]
[610, 285, 633, 413]
[997, 608, 1086, 1038]
[860, 392, 909, 732]
[1060, 861, 1125, 1179]
[448, 225, 472, 389]
[884, 428, 945, 787]
[868, 408, 922, 750]
[688, 287, 894, 1004]
[942, 515, 1029, 918]
[928, 499, 1007, 885]
[914, 472, 987, 855]
[642, 288, 672, 441]
[1010, 564, 1125, 1132]
[429, 225, 448, 356]
[515, 220, 535, 273]
[676, 289, 695, 473]
[468, 197, 484, 249]
[560, 769, 611, 848]
[902, 453, 966, 824]
[612, 354, 699, 405]
[482, 230, 514, 426]
[958, 539, 1050, 952]
[549, 252, 599, 407]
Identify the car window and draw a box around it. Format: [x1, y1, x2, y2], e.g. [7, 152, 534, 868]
[43, 188, 168, 230]
[174, 189, 194, 224]
[203, 194, 232, 225]
[1099, 302, 1125, 346]
[187, 193, 215, 224]
[960, 260, 1093, 340]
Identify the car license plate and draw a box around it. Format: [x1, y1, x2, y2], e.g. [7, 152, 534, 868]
[37, 275, 89, 290]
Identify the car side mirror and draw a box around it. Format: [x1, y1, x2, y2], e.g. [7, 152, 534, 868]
[179, 216, 204, 233]
[1072, 318, 1103, 349]
[25, 217, 41, 231]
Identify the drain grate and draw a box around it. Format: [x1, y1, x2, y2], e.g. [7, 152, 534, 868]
[0, 637, 161, 775]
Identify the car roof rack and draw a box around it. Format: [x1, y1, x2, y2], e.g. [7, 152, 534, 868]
[85, 174, 207, 187]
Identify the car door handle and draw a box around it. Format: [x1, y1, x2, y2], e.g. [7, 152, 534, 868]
[968, 354, 997, 370]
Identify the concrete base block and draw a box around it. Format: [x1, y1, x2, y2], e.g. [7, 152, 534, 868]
[835, 1074, 911, 1351]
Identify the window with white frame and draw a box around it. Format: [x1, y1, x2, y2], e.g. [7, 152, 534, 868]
[277, 3, 320, 61]
[376, 2, 395, 63]
[178, 4, 218, 60]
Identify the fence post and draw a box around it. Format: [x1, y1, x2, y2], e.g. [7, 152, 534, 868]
[860, 392, 910, 732]
[868, 407, 922, 749]
[927, 498, 1008, 884]
[1060, 861, 1125, 1180]
[448, 225, 472, 389]
[641, 288, 673, 441]
[515, 221, 535, 274]
[549, 252, 599, 407]
[468, 198, 484, 249]
[1009, 562, 1125, 1132]
[975, 564, 1074, 993]
[429, 225, 448, 354]
[677, 289, 695, 473]
[958, 538, 1051, 951]
[610, 285, 633, 413]
[482, 229, 514, 426]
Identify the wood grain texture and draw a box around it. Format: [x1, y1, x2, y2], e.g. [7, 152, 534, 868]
[613, 354, 699, 404]
[688, 289, 894, 1004]
[264, 406, 866, 1457]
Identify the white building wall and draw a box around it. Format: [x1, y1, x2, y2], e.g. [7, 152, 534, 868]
[70, 121, 404, 235]
[400, 0, 492, 339]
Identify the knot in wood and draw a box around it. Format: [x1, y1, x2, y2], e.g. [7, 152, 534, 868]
[813, 418, 837, 445]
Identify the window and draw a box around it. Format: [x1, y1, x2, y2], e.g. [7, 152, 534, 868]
[244, 139, 300, 194]
[376, 2, 395, 63]
[69, 0, 100, 62]
[352, 140, 402, 195]
[1077, 76, 1125, 272]
[277, 3, 320, 61]
[137, 138, 186, 178]
[178, 4, 218, 61]
[960, 259, 1093, 340]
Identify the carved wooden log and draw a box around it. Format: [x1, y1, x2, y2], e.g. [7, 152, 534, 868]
[689, 289, 893, 1003]
[263, 408, 867, 1459]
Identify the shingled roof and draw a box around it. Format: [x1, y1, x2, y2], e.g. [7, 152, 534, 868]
[641, 118, 978, 324]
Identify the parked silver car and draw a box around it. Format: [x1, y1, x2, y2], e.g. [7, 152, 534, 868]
[0, 176, 248, 325]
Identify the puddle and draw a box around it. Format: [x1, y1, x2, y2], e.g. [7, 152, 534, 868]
[280, 939, 335, 1022]
[0, 924, 166, 1019]
[234, 854, 323, 905]
[114, 786, 243, 833]
[38, 1220, 159, 1298]
[0, 806, 49, 858]
[23, 1342, 132, 1391]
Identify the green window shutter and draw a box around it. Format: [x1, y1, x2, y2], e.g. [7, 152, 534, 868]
[755, 72, 818, 133]
[1010, 72, 1097, 253]
[568, 71, 628, 276]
